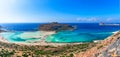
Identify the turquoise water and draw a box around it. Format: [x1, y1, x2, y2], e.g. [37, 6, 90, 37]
[0, 31, 112, 43]
[45, 31, 112, 43]
[0, 32, 41, 43]
[0, 23, 120, 43]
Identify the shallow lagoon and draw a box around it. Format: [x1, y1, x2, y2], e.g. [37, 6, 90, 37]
[45, 31, 112, 43]
[0, 31, 41, 43]
[0, 31, 112, 43]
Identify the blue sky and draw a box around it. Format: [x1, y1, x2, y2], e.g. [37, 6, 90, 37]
[0, 0, 119, 23]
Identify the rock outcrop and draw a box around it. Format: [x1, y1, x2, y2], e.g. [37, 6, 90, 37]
[39, 22, 75, 31]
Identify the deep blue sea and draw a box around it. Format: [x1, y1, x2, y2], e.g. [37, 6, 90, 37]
[0, 23, 120, 43]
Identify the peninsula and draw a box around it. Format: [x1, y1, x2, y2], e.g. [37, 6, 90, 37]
[0, 23, 120, 57]
[99, 22, 120, 26]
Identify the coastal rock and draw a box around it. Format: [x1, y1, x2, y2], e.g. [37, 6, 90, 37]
[39, 22, 75, 31]
[0, 26, 7, 32]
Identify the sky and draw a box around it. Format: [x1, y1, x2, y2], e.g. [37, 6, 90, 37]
[0, 0, 120, 23]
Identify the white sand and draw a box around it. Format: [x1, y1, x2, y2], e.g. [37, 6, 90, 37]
[19, 31, 42, 39]
[0, 35, 9, 43]
[0, 31, 83, 46]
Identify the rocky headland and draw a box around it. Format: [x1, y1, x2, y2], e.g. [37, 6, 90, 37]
[75, 31, 120, 57]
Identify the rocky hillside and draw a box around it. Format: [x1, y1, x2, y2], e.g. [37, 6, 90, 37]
[75, 31, 120, 57]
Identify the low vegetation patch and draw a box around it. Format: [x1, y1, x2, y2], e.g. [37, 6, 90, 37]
[0, 42, 96, 57]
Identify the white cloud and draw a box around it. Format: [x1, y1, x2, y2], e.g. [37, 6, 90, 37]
[76, 17, 98, 22]
[87, 17, 97, 21]
[106, 18, 113, 21]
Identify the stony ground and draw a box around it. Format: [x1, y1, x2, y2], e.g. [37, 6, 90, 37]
[96, 37, 120, 57]
[75, 31, 120, 57]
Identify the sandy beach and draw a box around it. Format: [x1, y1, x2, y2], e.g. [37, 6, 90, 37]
[0, 35, 9, 43]
[0, 31, 119, 57]
[0, 31, 83, 46]
[0, 30, 117, 47]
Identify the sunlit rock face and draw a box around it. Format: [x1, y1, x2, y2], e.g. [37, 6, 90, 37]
[39, 22, 75, 31]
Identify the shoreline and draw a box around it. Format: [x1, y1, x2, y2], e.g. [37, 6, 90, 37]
[0, 31, 118, 46]
[75, 30, 120, 57]
[0, 31, 83, 46]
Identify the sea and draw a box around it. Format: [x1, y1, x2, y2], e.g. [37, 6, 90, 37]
[0, 23, 120, 43]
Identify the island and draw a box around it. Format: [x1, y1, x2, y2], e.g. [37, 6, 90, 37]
[39, 22, 75, 31]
